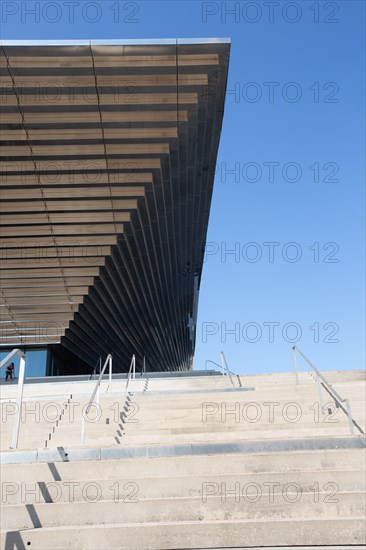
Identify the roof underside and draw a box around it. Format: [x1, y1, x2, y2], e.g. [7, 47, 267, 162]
[0, 40, 230, 372]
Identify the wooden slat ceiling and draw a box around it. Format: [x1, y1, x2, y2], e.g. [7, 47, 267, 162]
[0, 39, 230, 371]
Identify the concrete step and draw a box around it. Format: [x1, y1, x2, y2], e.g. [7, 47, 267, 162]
[2, 491, 365, 531]
[132, 390, 337, 403]
[10, 389, 335, 417]
[1, 468, 363, 506]
[120, 410, 366, 427]
[0, 370, 362, 399]
[238, 370, 365, 382]
[121, 416, 356, 436]
[3, 411, 362, 447]
[2, 399, 363, 435]
[128, 399, 365, 414]
[329, 380, 366, 388]
[2, 516, 365, 549]
[3, 385, 363, 414]
[120, 424, 357, 438]
[65, 394, 332, 412]
[127, 429, 357, 444]
[120, 407, 362, 424]
[41, 434, 354, 452]
[0, 386, 135, 403]
[2, 448, 364, 482]
[318, 371, 365, 381]
[9, 410, 361, 451]
[145, 378, 235, 386]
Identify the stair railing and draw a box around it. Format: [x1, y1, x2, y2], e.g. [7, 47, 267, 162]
[89, 356, 102, 380]
[126, 354, 136, 390]
[141, 355, 146, 378]
[292, 346, 363, 435]
[0, 348, 26, 449]
[80, 354, 112, 445]
[205, 352, 235, 386]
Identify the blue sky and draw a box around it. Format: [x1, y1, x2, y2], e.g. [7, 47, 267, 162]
[1, 1, 365, 376]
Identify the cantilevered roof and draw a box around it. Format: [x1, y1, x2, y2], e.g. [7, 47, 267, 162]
[0, 39, 230, 371]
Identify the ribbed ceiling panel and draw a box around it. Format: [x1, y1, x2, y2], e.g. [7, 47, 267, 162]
[0, 39, 230, 372]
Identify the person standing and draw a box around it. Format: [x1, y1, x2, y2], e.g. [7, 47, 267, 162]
[5, 362, 14, 381]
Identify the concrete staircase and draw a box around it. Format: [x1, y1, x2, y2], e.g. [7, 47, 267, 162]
[0, 369, 365, 548]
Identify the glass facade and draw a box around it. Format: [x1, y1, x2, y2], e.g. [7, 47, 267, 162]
[1, 345, 93, 379]
[0, 348, 48, 378]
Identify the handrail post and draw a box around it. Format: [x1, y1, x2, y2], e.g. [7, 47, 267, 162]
[292, 346, 363, 435]
[11, 354, 26, 449]
[345, 399, 355, 435]
[133, 355, 136, 380]
[126, 354, 136, 390]
[292, 346, 299, 385]
[220, 353, 224, 376]
[80, 353, 111, 444]
[109, 355, 112, 386]
[221, 351, 234, 386]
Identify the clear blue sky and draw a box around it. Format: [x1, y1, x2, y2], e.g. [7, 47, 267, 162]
[1, 1, 364, 375]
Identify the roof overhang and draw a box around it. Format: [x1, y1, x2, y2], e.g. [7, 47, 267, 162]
[0, 39, 230, 371]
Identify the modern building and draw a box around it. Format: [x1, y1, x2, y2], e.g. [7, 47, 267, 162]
[0, 38, 230, 375]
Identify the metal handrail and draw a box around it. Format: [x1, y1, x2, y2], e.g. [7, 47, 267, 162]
[81, 354, 112, 445]
[221, 352, 234, 386]
[89, 357, 102, 380]
[205, 352, 235, 386]
[205, 359, 224, 371]
[205, 360, 236, 379]
[126, 354, 136, 389]
[0, 348, 26, 449]
[292, 346, 362, 435]
[141, 355, 146, 378]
